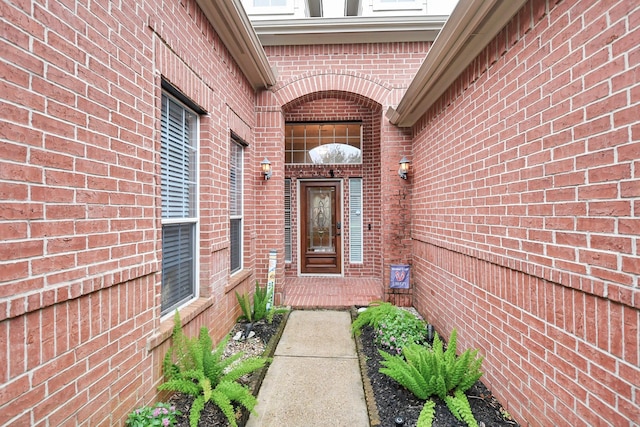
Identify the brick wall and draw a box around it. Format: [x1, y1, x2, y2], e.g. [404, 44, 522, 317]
[284, 96, 382, 277]
[1, 0, 260, 424]
[411, 0, 639, 425]
[261, 44, 424, 298]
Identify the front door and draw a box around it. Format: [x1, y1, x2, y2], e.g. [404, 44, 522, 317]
[300, 181, 341, 274]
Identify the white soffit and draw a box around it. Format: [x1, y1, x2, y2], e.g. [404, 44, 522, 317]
[196, 0, 277, 89]
[252, 16, 448, 45]
[387, 0, 527, 127]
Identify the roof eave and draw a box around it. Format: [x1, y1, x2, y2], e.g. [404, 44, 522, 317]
[196, 0, 277, 90]
[387, 0, 527, 127]
[252, 15, 448, 45]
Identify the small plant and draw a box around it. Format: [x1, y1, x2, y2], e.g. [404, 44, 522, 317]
[159, 311, 268, 427]
[126, 402, 181, 427]
[351, 301, 399, 335]
[374, 310, 428, 354]
[379, 329, 484, 427]
[236, 281, 273, 324]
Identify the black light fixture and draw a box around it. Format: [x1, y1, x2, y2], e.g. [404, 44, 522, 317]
[261, 157, 272, 180]
[398, 156, 410, 180]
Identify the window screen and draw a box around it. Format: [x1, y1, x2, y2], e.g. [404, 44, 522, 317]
[161, 93, 198, 315]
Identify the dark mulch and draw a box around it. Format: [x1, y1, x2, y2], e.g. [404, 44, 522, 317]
[168, 311, 518, 427]
[358, 324, 520, 427]
[169, 313, 286, 427]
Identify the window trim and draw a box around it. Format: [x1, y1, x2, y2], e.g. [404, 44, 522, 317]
[160, 90, 200, 320]
[244, 0, 294, 15]
[349, 178, 363, 264]
[285, 121, 363, 166]
[229, 138, 245, 275]
[284, 178, 292, 263]
[372, 0, 423, 12]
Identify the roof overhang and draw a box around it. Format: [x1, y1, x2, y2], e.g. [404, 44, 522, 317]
[251, 15, 448, 46]
[196, 0, 277, 89]
[386, 0, 527, 127]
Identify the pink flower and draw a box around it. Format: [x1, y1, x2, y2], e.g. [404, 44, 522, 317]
[162, 418, 170, 426]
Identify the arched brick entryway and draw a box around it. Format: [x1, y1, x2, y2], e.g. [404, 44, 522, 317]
[255, 72, 414, 307]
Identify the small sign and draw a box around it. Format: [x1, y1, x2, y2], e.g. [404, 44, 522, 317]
[266, 250, 277, 310]
[390, 264, 410, 289]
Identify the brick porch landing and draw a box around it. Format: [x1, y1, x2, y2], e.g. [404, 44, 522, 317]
[282, 277, 383, 308]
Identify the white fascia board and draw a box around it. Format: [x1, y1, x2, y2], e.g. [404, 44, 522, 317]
[196, 0, 277, 89]
[252, 15, 448, 45]
[387, 0, 526, 127]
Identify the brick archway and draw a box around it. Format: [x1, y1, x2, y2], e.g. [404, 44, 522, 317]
[270, 71, 392, 109]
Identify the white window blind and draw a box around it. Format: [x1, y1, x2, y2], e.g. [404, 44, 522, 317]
[230, 141, 243, 273]
[160, 93, 198, 315]
[284, 179, 292, 262]
[349, 178, 363, 263]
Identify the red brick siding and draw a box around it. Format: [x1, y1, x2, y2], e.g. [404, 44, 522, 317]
[284, 96, 382, 277]
[411, 0, 640, 425]
[260, 44, 424, 299]
[1, 0, 259, 424]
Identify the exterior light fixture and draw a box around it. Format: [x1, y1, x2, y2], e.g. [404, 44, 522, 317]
[261, 157, 272, 180]
[398, 156, 410, 180]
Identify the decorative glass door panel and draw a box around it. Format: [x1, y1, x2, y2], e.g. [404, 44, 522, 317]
[300, 181, 341, 274]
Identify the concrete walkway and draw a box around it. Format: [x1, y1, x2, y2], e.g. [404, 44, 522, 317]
[246, 310, 369, 427]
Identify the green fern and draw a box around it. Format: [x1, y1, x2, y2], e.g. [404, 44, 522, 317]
[379, 328, 484, 427]
[417, 399, 436, 427]
[351, 301, 399, 335]
[159, 312, 268, 427]
[236, 281, 273, 323]
[253, 282, 269, 321]
[444, 390, 478, 427]
[235, 290, 254, 323]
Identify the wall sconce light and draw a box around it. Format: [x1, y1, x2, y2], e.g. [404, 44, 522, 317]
[261, 158, 272, 180]
[398, 156, 410, 180]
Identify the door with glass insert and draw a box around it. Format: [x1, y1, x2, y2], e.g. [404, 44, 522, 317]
[300, 181, 341, 274]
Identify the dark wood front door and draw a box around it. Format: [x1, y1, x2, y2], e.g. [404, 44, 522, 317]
[300, 181, 341, 274]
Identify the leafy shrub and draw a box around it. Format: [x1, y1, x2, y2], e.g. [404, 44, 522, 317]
[159, 312, 268, 427]
[236, 281, 273, 323]
[351, 301, 401, 335]
[374, 310, 427, 354]
[379, 329, 484, 427]
[126, 402, 181, 427]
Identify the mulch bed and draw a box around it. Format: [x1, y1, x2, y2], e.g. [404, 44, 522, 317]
[169, 312, 287, 427]
[167, 309, 518, 427]
[356, 323, 520, 427]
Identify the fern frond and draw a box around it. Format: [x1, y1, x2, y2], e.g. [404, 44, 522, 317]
[235, 290, 253, 323]
[351, 301, 397, 335]
[189, 395, 205, 427]
[158, 378, 201, 397]
[445, 390, 478, 427]
[444, 328, 458, 359]
[211, 388, 238, 427]
[417, 399, 436, 427]
[212, 335, 229, 359]
[379, 349, 429, 400]
[201, 377, 212, 403]
[253, 282, 269, 321]
[217, 381, 258, 412]
[221, 356, 267, 383]
[216, 349, 245, 374]
[457, 351, 484, 392]
[162, 351, 180, 381]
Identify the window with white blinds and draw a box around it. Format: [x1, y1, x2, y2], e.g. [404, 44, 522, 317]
[160, 92, 198, 316]
[349, 178, 363, 263]
[284, 179, 292, 262]
[230, 140, 244, 274]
